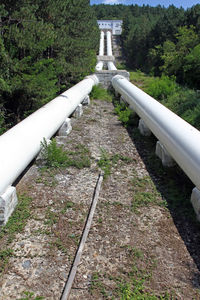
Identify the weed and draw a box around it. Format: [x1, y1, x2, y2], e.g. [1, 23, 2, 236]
[40, 139, 91, 169]
[44, 208, 58, 226]
[98, 148, 132, 179]
[51, 238, 68, 254]
[89, 272, 108, 297]
[61, 201, 74, 214]
[114, 102, 135, 127]
[98, 148, 112, 179]
[36, 168, 57, 187]
[40, 138, 67, 168]
[90, 85, 112, 102]
[0, 193, 32, 243]
[127, 246, 144, 259]
[19, 291, 44, 300]
[131, 175, 163, 212]
[0, 248, 13, 274]
[33, 228, 51, 236]
[97, 217, 103, 223]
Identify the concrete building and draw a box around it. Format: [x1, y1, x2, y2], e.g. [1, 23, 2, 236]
[97, 20, 123, 35]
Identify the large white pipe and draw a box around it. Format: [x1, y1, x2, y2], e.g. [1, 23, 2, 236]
[0, 75, 99, 195]
[95, 61, 104, 71]
[107, 61, 117, 70]
[112, 75, 200, 190]
[99, 31, 104, 56]
[106, 31, 112, 56]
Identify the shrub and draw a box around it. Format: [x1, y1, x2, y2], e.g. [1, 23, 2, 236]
[146, 75, 177, 100]
[114, 102, 135, 127]
[40, 138, 91, 169]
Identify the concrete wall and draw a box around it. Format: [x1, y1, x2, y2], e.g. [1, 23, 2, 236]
[97, 20, 123, 35]
[95, 70, 129, 88]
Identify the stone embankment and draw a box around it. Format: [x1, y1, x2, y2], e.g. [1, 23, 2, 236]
[0, 97, 200, 299]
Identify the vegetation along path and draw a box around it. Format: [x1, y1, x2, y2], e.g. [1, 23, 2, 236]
[0, 93, 200, 299]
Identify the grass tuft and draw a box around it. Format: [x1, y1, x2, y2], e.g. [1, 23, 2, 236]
[90, 85, 112, 102]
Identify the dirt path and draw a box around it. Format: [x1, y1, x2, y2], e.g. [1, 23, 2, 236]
[0, 98, 200, 299]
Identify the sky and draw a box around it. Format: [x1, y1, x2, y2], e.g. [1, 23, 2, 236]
[90, 0, 200, 10]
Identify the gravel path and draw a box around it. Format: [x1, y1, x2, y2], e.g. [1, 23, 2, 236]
[0, 99, 200, 299]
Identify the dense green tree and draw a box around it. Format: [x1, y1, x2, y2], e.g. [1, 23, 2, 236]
[0, 0, 98, 130]
[161, 26, 199, 83]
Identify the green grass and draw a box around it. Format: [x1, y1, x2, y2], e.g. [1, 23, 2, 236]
[50, 238, 68, 254]
[97, 148, 132, 179]
[40, 139, 91, 169]
[89, 246, 173, 299]
[131, 175, 165, 213]
[130, 69, 200, 130]
[44, 208, 58, 226]
[90, 85, 113, 102]
[0, 193, 32, 275]
[0, 193, 32, 242]
[129, 70, 155, 91]
[61, 201, 74, 214]
[19, 291, 44, 300]
[0, 248, 13, 274]
[114, 102, 136, 127]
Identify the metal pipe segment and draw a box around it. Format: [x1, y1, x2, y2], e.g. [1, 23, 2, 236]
[95, 61, 104, 71]
[107, 61, 117, 70]
[99, 31, 104, 56]
[0, 75, 99, 195]
[112, 75, 200, 190]
[106, 31, 112, 56]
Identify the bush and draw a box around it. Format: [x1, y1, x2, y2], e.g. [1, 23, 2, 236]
[114, 102, 135, 127]
[161, 89, 200, 130]
[40, 138, 91, 169]
[146, 75, 177, 100]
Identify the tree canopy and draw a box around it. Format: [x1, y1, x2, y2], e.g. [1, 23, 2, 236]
[0, 0, 99, 130]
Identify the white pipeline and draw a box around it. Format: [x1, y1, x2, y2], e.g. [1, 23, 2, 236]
[0, 75, 99, 195]
[106, 31, 112, 56]
[99, 31, 104, 56]
[112, 75, 200, 190]
[107, 61, 117, 70]
[95, 61, 104, 71]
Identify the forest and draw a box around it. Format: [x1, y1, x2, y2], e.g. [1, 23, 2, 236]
[92, 3, 200, 130]
[0, 0, 99, 133]
[92, 4, 200, 87]
[1, 2, 200, 134]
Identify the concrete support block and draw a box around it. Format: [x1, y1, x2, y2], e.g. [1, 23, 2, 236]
[82, 95, 90, 106]
[155, 141, 175, 167]
[0, 186, 18, 226]
[191, 187, 200, 221]
[58, 118, 72, 136]
[138, 119, 151, 136]
[73, 104, 83, 118]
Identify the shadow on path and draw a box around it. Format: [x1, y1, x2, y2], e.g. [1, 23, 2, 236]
[125, 118, 200, 287]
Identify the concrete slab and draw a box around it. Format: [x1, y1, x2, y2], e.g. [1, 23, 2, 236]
[0, 186, 18, 226]
[58, 118, 72, 136]
[138, 119, 151, 136]
[73, 104, 83, 118]
[155, 141, 175, 167]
